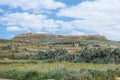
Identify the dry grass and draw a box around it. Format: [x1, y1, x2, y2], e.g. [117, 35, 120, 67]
[0, 60, 120, 72]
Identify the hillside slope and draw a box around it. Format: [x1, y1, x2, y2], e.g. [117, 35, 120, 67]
[0, 33, 120, 59]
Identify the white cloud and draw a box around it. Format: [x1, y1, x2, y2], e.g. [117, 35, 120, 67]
[70, 30, 86, 35]
[58, 0, 120, 19]
[0, 0, 66, 10]
[6, 26, 22, 31]
[57, 0, 120, 41]
[1, 12, 59, 32]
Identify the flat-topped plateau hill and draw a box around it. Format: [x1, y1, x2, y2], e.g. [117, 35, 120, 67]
[13, 33, 107, 43]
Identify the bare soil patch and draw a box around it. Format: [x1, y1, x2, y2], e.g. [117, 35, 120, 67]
[116, 77, 120, 80]
[0, 79, 13, 80]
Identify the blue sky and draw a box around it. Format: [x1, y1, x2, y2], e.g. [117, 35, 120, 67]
[0, 0, 120, 41]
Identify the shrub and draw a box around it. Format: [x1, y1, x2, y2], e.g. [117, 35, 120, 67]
[29, 48, 120, 64]
[23, 71, 39, 80]
[75, 48, 120, 64]
[29, 48, 68, 62]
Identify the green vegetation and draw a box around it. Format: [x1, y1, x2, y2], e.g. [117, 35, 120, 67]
[75, 48, 120, 64]
[29, 48, 120, 64]
[0, 60, 120, 80]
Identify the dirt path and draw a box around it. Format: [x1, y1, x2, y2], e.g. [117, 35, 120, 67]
[0, 78, 13, 80]
[116, 77, 120, 80]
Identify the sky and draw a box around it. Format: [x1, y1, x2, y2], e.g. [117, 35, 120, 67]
[0, 0, 120, 41]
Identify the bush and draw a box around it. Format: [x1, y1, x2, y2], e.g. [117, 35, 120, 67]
[23, 71, 39, 80]
[29, 48, 120, 64]
[29, 48, 68, 62]
[0, 70, 24, 79]
[74, 48, 120, 64]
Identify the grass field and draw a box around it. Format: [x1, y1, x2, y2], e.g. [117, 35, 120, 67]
[0, 60, 120, 80]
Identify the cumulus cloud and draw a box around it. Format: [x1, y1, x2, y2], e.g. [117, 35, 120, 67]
[57, 0, 120, 40]
[1, 12, 59, 32]
[0, 0, 66, 10]
[58, 0, 120, 19]
[6, 26, 22, 31]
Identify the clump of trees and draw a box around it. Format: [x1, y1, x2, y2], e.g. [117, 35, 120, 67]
[29, 48, 120, 64]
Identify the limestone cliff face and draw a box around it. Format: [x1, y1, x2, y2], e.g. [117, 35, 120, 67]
[13, 33, 107, 42]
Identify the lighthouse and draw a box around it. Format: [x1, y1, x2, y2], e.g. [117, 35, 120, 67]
[27, 29, 31, 33]
[26, 29, 33, 35]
